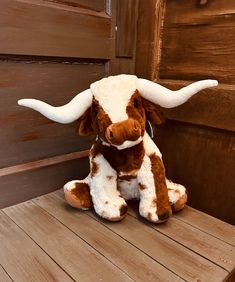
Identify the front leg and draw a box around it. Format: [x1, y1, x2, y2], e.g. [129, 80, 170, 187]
[137, 154, 172, 223]
[90, 152, 128, 221]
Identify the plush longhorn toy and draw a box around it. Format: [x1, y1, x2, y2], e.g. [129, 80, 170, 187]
[18, 75, 218, 223]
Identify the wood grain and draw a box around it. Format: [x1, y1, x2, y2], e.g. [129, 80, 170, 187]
[159, 0, 235, 84]
[0, 210, 73, 282]
[0, 157, 90, 208]
[156, 79, 235, 132]
[128, 204, 235, 272]
[0, 0, 110, 59]
[175, 206, 235, 247]
[3, 201, 132, 282]
[46, 0, 105, 12]
[0, 61, 101, 168]
[0, 265, 12, 282]
[135, 0, 165, 79]
[88, 206, 228, 281]
[155, 120, 235, 225]
[116, 0, 138, 58]
[33, 191, 183, 282]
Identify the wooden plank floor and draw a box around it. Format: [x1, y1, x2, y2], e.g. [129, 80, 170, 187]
[1, 190, 235, 282]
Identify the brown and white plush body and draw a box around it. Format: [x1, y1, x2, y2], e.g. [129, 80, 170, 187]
[18, 75, 217, 223]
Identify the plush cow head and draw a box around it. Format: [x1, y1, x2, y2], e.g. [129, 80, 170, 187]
[18, 74, 218, 150]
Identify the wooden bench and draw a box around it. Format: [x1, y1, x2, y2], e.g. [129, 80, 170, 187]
[0, 189, 234, 281]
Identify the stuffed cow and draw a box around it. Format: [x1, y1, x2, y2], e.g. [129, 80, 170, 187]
[18, 75, 218, 223]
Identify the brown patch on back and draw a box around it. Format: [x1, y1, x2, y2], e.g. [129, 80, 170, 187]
[71, 182, 92, 209]
[150, 154, 172, 220]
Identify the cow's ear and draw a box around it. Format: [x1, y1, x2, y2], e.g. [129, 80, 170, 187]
[76, 107, 95, 136]
[142, 98, 166, 125]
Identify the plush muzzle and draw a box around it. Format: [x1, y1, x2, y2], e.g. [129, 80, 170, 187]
[105, 118, 142, 146]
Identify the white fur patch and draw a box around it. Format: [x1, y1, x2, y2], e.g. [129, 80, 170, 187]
[118, 178, 140, 200]
[143, 132, 162, 158]
[137, 155, 159, 222]
[166, 179, 186, 204]
[89, 153, 126, 219]
[90, 74, 138, 123]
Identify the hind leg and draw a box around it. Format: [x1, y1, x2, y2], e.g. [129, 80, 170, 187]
[64, 176, 92, 210]
[166, 179, 188, 212]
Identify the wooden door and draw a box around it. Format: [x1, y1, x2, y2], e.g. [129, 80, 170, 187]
[0, 0, 138, 208]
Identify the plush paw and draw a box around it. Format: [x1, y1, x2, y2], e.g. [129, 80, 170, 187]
[166, 180, 188, 212]
[94, 197, 128, 222]
[64, 180, 92, 210]
[139, 199, 172, 224]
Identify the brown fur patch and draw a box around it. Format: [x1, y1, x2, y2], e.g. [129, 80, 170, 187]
[91, 159, 99, 176]
[118, 174, 137, 181]
[142, 98, 166, 125]
[91, 140, 145, 174]
[71, 183, 92, 209]
[76, 108, 95, 136]
[126, 90, 146, 137]
[106, 175, 114, 181]
[119, 204, 128, 216]
[139, 183, 147, 190]
[149, 154, 172, 221]
[90, 97, 112, 141]
[105, 118, 142, 145]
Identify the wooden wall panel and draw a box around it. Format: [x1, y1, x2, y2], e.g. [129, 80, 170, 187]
[0, 0, 111, 59]
[0, 0, 140, 208]
[155, 121, 235, 225]
[116, 0, 138, 58]
[47, 0, 106, 12]
[157, 79, 235, 132]
[0, 61, 103, 168]
[159, 1, 235, 84]
[0, 157, 90, 209]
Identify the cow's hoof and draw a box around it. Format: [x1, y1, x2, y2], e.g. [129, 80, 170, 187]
[64, 181, 92, 210]
[171, 192, 188, 213]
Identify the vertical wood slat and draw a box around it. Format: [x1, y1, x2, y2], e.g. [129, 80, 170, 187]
[115, 0, 138, 58]
[135, 0, 165, 79]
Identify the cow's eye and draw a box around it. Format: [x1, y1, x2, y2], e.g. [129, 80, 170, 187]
[133, 98, 139, 108]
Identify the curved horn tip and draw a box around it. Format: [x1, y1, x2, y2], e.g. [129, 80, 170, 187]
[17, 99, 25, 106]
[208, 79, 218, 87]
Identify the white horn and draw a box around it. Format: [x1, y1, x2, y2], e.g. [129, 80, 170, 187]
[18, 89, 92, 124]
[137, 79, 218, 108]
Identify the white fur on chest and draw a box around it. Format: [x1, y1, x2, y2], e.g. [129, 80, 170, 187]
[90, 74, 138, 123]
